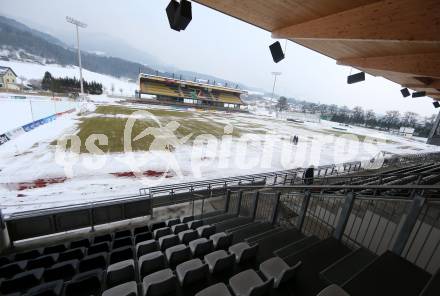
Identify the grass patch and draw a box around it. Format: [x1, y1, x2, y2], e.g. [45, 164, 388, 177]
[95, 105, 192, 118]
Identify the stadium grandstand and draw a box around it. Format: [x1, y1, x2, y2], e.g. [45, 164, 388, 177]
[138, 74, 245, 110]
[1, 1, 440, 296]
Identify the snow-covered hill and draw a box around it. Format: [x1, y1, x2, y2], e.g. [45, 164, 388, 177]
[0, 60, 138, 96]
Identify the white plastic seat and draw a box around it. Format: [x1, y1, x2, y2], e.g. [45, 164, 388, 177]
[317, 284, 351, 296]
[142, 268, 176, 296]
[176, 258, 209, 287]
[204, 250, 235, 274]
[102, 281, 138, 296]
[195, 283, 232, 296]
[259, 257, 301, 288]
[229, 242, 258, 264]
[229, 269, 273, 296]
[189, 238, 214, 257]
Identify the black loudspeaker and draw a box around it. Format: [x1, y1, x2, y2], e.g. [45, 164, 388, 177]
[412, 91, 426, 98]
[269, 41, 285, 63]
[175, 0, 192, 31]
[400, 88, 410, 98]
[347, 72, 365, 84]
[166, 0, 181, 31]
[433, 101, 440, 108]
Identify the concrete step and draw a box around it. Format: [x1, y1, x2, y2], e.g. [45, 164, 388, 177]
[275, 236, 320, 259]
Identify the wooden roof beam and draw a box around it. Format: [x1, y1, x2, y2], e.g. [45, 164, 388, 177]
[337, 53, 440, 79]
[272, 0, 440, 42]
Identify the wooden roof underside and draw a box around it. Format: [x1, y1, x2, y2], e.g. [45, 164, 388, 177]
[193, 0, 440, 100]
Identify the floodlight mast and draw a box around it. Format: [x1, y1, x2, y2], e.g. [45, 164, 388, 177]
[271, 72, 282, 103]
[66, 16, 87, 95]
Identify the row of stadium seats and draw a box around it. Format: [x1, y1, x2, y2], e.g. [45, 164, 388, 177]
[144, 83, 180, 97]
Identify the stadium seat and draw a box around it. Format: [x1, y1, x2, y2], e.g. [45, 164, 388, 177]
[229, 269, 273, 296]
[14, 249, 41, 261]
[178, 229, 199, 245]
[259, 257, 301, 288]
[154, 227, 172, 240]
[106, 259, 135, 288]
[197, 225, 216, 238]
[188, 220, 203, 230]
[63, 269, 103, 296]
[142, 268, 176, 296]
[43, 244, 67, 255]
[102, 281, 138, 296]
[229, 243, 258, 264]
[158, 234, 180, 251]
[79, 252, 108, 272]
[189, 238, 214, 258]
[109, 246, 133, 264]
[136, 240, 159, 258]
[25, 279, 64, 296]
[113, 237, 133, 249]
[204, 250, 235, 274]
[88, 242, 110, 255]
[0, 268, 44, 294]
[134, 226, 150, 236]
[58, 247, 86, 262]
[166, 218, 181, 227]
[135, 232, 153, 245]
[138, 251, 166, 279]
[195, 283, 232, 296]
[317, 284, 351, 296]
[176, 258, 209, 287]
[94, 234, 113, 244]
[210, 232, 233, 250]
[70, 238, 90, 249]
[165, 244, 192, 267]
[43, 259, 78, 282]
[171, 223, 188, 234]
[181, 216, 194, 223]
[114, 229, 132, 239]
[0, 261, 27, 279]
[150, 221, 166, 232]
[27, 254, 59, 269]
[0, 256, 11, 267]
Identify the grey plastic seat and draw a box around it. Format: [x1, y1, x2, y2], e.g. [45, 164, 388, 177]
[229, 269, 273, 296]
[195, 283, 233, 296]
[63, 268, 103, 296]
[171, 223, 188, 234]
[138, 251, 166, 279]
[153, 227, 172, 240]
[43, 259, 79, 282]
[14, 249, 42, 261]
[79, 252, 108, 273]
[106, 259, 135, 288]
[158, 234, 180, 251]
[103, 281, 138, 296]
[113, 236, 133, 249]
[0, 268, 44, 294]
[259, 257, 301, 288]
[27, 254, 59, 269]
[43, 244, 67, 255]
[94, 233, 113, 244]
[165, 244, 192, 267]
[317, 284, 351, 296]
[229, 242, 258, 264]
[189, 238, 214, 258]
[210, 232, 233, 250]
[204, 250, 235, 274]
[70, 238, 90, 249]
[150, 221, 166, 232]
[58, 247, 86, 262]
[142, 268, 176, 296]
[188, 220, 203, 230]
[135, 232, 153, 245]
[134, 225, 150, 236]
[197, 225, 216, 238]
[0, 260, 27, 279]
[25, 279, 63, 296]
[166, 218, 181, 227]
[136, 240, 159, 258]
[178, 229, 199, 245]
[115, 229, 132, 239]
[176, 258, 209, 287]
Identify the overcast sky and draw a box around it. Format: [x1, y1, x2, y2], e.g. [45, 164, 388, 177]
[1, 0, 438, 117]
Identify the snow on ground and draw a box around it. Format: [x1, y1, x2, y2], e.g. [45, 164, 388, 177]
[1, 95, 439, 215]
[0, 60, 138, 96]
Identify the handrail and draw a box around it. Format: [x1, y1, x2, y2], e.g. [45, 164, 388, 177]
[228, 184, 440, 191]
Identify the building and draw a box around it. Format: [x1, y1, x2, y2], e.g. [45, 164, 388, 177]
[138, 73, 245, 110]
[0, 66, 18, 90]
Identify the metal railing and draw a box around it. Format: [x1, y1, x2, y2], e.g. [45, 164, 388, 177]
[230, 184, 440, 273]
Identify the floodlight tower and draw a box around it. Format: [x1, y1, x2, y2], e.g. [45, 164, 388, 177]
[271, 72, 282, 102]
[66, 16, 87, 95]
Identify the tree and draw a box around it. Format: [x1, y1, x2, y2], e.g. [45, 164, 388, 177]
[119, 88, 123, 96]
[402, 111, 418, 127]
[41, 71, 53, 90]
[111, 83, 115, 95]
[276, 96, 288, 111]
[352, 106, 365, 124]
[365, 109, 376, 127]
[383, 110, 401, 129]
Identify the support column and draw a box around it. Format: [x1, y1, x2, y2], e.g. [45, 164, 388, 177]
[251, 191, 260, 220]
[333, 192, 356, 240]
[427, 112, 440, 146]
[0, 209, 11, 252]
[297, 190, 312, 231]
[271, 192, 282, 224]
[224, 190, 231, 213]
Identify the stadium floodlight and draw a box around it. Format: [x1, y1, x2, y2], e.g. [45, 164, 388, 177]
[271, 72, 282, 103]
[66, 16, 87, 95]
